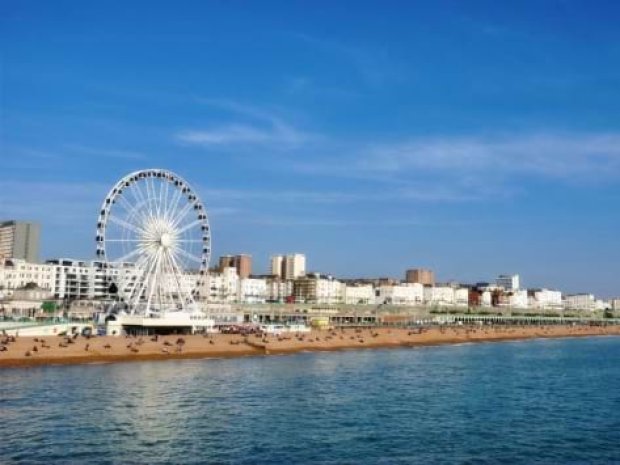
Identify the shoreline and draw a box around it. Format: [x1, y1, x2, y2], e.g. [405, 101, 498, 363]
[1, 325, 619, 369]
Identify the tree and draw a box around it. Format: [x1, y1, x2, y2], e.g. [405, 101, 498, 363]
[41, 301, 57, 314]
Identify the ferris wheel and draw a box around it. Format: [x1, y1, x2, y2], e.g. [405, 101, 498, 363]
[96, 169, 211, 315]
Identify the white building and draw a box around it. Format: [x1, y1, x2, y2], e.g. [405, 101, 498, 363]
[529, 289, 563, 310]
[237, 277, 267, 304]
[0, 285, 54, 319]
[424, 286, 455, 306]
[496, 274, 520, 291]
[564, 293, 596, 311]
[270, 253, 306, 280]
[284, 254, 306, 280]
[265, 278, 293, 302]
[344, 284, 374, 305]
[508, 289, 529, 309]
[612, 299, 620, 311]
[0, 258, 56, 298]
[481, 290, 492, 307]
[270, 255, 284, 277]
[47, 259, 103, 301]
[294, 273, 344, 304]
[454, 288, 469, 307]
[205, 267, 238, 303]
[376, 283, 424, 306]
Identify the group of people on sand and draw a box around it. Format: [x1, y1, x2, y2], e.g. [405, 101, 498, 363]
[1, 324, 619, 366]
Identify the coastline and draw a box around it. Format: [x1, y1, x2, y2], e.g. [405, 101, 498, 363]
[1, 325, 619, 369]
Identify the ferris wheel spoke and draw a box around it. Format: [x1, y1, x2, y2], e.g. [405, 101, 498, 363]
[108, 214, 146, 236]
[172, 247, 203, 265]
[167, 249, 195, 305]
[110, 247, 144, 264]
[162, 251, 186, 307]
[170, 201, 195, 229]
[125, 263, 147, 308]
[162, 179, 170, 223]
[132, 182, 150, 214]
[129, 181, 155, 227]
[149, 176, 163, 218]
[105, 239, 144, 242]
[146, 250, 163, 312]
[176, 219, 203, 235]
[116, 194, 141, 219]
[164, 182, 183, 223]
[127, 183, 146, 215]
[157, 179, 166, 219]
[132, 253, 159, 308]
[144, 175, 157, 217]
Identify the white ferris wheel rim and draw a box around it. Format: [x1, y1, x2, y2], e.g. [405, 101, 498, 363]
[96, 169, 211, 314]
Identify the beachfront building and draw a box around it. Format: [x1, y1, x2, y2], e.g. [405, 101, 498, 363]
[612, 299, 620, 311]
[47, 258, 101, 301]
[595, 299, 608, 311]
[294, 273, 344, 304]
[203, 302, 244, 325]
[237, 277, 267, 304]
[528, 289, 563, 311]
[344, 284, 374, 305]
[376, 283, 424, 305]
[205, 267, 239, 303]
[564, 293, 596, 311]
[508, 290, 529, 309]
[0, 284, 54, 319]
[265, 277, 294, 303]
[454, 288, 469, 307]
[496, 274, 520, 291]
[0, 258, 56, 298]
[423, 285, 456, 306]
[481, 290, 493, 307]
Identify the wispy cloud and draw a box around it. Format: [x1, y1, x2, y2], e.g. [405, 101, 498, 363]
[199, 185, 487, 205]
[0, 180, 109, 226]
[293, 33, 402, 87]
[356, 133, 620, 179]
[175, 98, 620, 202]
[291, 132, 620, 188]
[176, 99, 314, 149]
[64, 144, 147, 160]
[200, 187, 364, 204]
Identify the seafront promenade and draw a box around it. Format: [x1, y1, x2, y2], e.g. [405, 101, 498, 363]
[1, 324, 619, 368]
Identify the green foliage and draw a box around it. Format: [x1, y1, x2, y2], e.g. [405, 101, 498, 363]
[41, 301, 57, 313]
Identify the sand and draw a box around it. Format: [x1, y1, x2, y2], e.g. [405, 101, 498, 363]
[1, 325, 619, 368]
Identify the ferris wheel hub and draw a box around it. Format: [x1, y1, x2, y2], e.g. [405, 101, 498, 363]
[159, 232, 173, 248]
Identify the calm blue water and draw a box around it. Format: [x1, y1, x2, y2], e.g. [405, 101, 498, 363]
[1, 337, 620, 464]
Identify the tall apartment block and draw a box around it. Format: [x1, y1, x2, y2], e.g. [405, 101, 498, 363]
[270, 255, 284, 277]
[218, 254, 252, 278]
[236, 254, 252, 279]
[405, 268, 435, 286]
[0, 221, 40, 263]
[496, 274, 520, 291]
[271, 253, 306, 279]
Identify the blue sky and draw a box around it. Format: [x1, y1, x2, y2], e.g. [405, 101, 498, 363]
[1, 1, 620, 296]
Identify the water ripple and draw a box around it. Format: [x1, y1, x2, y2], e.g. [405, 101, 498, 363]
[1, 338, 620, 464]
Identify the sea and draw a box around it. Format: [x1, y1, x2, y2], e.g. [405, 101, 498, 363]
[1, 336, 619, 464]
